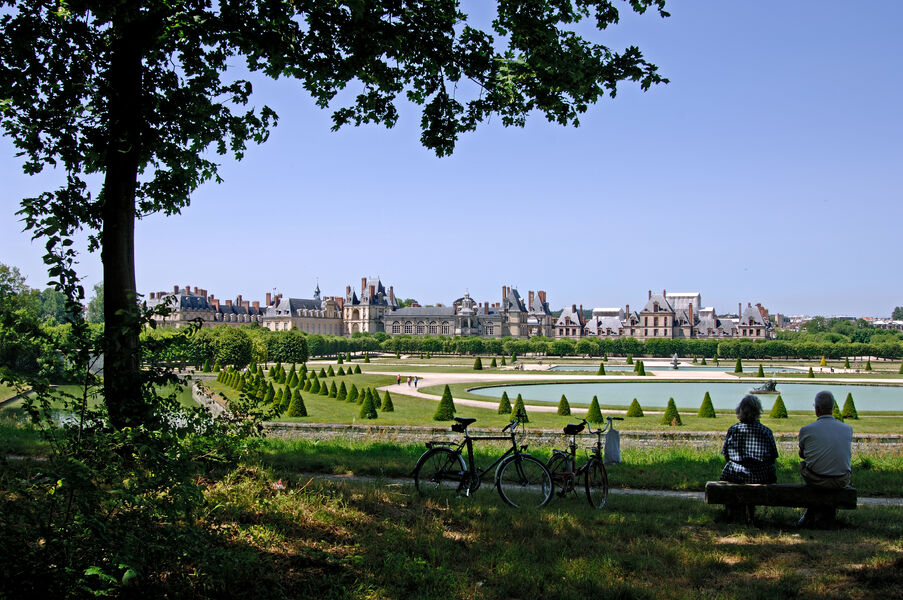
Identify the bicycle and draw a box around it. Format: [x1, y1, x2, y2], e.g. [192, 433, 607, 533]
[413, 413, 553, 508]
[546, 416, 623, 508]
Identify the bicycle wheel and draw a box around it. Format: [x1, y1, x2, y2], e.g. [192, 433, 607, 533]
[584, 458, 609, 509]
[546, 452, 576, 495]
[496, 454, 552, 508]
[414, 448, 466, 500]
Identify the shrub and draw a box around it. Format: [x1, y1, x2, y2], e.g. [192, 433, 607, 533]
[426, 352, 431, 359]
[899, 362, 903, 375]
[303, 378, 312, 391]
[697, 392, 716, 418]
[662, 398, 682, 426]
[473, 357, 483, 370]
[865, 359, 872, 371]
[497, 391, 512, 414]
[359, 390, 378, 419]
[274, 388, 283, 407]
[346, 352, 352, 361]
[734, 358, 743, 373]
[557, 394, 571, 416]
[768, 395, 788, 419]
[395, 351, 400, 359]
[490, 357, 497, 368]
[820, 356, 827, 367]
[586, 396, 604, 423]
[381, 390, 394, 412]
[511, 352, 517, 362]
[309, 378, 321, 394]
[597, 363, 605, 375]
[511, 393, 528, 423]
[287, 389, 307, 417]
[635, 361, 646, 376]
[434, 385, 456, 420]
[319, 367, 327, 377]
[626, 398, 644, 417]
[832, 399, 843, 420]
[842, 393, 858, 420]
[202, 358, 211, 372]
[354, 365, 362, 374]
[329, 381, 338, 398]
[213, 360, 221, 371]
[602, 352, 608, 361]
[337, 354, 343, 364]
[626, 354, 633, 365]
[364, 353, 370, 363]
[337, 366, 345, 376]
[692, 355, 697, 364]
[327, 365, 335, 377]
[756, 364, 765, 377]
[807, 367, 815, 378]
[346, 384, 358, 403]
[337, 381, 347, 401]
[844, 357, 851, 369]
[500, 356, 507, 366]
[700, 356, 707, 365]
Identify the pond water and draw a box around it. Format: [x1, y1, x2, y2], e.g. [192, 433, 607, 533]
[470, 381, 903, 411]
[549, 365, 804, 373]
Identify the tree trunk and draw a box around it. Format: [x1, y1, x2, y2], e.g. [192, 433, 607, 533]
[101, 22, 152, 429]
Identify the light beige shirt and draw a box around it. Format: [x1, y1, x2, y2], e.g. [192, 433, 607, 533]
[799, 415, 853, 477]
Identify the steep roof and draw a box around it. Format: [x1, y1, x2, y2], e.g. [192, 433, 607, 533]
[642, 294, 674, 313]
[505, 288, 526, 312]
[388, 306, 456, 318]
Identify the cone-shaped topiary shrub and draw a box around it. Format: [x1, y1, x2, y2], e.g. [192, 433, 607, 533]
[381, 390, 394, 412]
[490, 357, 497, 368]
[329, 381, 338, 398]
[865, 359, 872, 371]
[497, 391, 512, 414]
[319, 368, 327, 378]
[713, 355, 719, 365]
[626, 354, 633, 365]
[692, 355, 697, 364]
[662, 398, 682, 426]
[832, 399, 843, 420]
[203, 359, 211, 372]
[299, 363, 307, 375]
[346, 352, 352, 361]
[309, 378, 320, 394]
[807, 367, 815, 378]
[347, 384, 358, 403]
[213, 361, 221, 372]
[757, 364, 765, 377]
[336, 366, 344, 376]
[264, 385, 275, 405]
[842, 393, 858, 420]
[319, 381, 329, 396]
[734, 358, 743, 373]
[626, 398, 644, 417]
[303, 378, 312, 391]
[602, 352, 608, 361]
[327, 365, 335, 377]
[586, 396, 604, 423]
[363, 353, 369, 363]
[597, 363, 605, 375]
[337, 354, 343, 364]
[354, 365, 362, 374]
[769, 395, 788, 419]
[700, 356, 707, 365]
[434, 385, 456, 420]
[337, 381, 347, 401]
[359, 390, 378, 419]
[395, 351, 400, 359]
[511, 393, 528, 422]
[635, 361, 646, 376]
[819, 356, 827, 367]
[473, 357, 483, 370]
[287, 389, 307, 417]
[844, 357, 851, 369]
[899, 362, 903, 375]
[557, 394, 571, 416]
[697, 392, 716, 418]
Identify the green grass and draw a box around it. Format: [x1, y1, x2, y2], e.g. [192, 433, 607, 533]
[0, 382, 25, 403]
[1, 383, 198, 410]
[253, 438, 903, 497]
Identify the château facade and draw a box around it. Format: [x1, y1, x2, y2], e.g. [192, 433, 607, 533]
[146, 281, 774, 340]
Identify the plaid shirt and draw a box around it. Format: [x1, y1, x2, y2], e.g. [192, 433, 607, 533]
[720, 421, 778, 484]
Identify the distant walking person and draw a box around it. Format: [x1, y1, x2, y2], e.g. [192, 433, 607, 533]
[397, 374, 401, 385]
[797, 391, 853, 527]
[414, 376, 418, 388]
[407, 376, 412, 387]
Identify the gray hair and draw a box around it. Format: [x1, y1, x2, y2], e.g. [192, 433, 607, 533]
[814, 390, 835, 413]
[736, 395, 763, 423]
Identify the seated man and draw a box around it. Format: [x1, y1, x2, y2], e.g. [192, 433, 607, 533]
[797, 390, 853, 527]
[720, 395, 778, 520]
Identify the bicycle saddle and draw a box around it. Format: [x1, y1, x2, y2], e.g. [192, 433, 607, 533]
[563, 423, 585, 435]
[453, 417, 477, 427]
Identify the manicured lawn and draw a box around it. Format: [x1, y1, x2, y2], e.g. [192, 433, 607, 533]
[1, 383, 197, 410]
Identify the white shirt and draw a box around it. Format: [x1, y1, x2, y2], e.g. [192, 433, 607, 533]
[799, 415, 853, 477]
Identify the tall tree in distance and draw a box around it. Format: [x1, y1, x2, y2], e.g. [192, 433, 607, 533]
[1, 1, 668, 428]
[86, 282, 104, 324]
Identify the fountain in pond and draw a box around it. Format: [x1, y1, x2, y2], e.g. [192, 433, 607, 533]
[671, 353, 680, 370]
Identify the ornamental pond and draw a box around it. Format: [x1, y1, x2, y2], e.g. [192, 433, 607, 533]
[470, 381, 903, 412]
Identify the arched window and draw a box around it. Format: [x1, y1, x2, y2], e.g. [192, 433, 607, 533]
[429, 321, 438, 335]
[392, 322, 400, 334]
[404, 321, 413, 334]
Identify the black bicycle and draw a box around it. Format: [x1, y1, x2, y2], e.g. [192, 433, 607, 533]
[546, 416, 623, 508]
[413, 414, 553, 508]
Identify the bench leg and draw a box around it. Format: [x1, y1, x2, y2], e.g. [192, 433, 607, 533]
[798, 507, 837, 528]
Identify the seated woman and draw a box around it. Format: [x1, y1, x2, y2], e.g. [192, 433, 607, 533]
[721, 395, 779, 484]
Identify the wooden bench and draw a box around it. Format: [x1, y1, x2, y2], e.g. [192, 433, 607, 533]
[705, 481, 857, 523]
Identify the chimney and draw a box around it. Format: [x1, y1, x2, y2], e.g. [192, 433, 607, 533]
[739, 302, 742, 316]
[193, 286, 199, 294]
[529, 291, 535, 307]
[361, 277, 367, 295]
[225, 299, 232, 306]
[242, 301, 249, 310]
[252, 301, 259, 310]
[663, 289, 667, 297]
[236, 294, 243, 305]
[173, 285, 179, 294]
[185, 285, 190, 293]
[688, 303, 693, 324]
[369, 284, 375, 299]
[149, 292, 155, 300]
[502, 286, 507, 302]
[389, 286, 395, 303]
[748, 302, 752, 307]
[345, 285, 351, 297]
[200, 289, 206, 298]
[539, 290, 547, 304]
[266, 292, 272, 306]
[212, 299, 220, 311]
[579, 304, 583, 318]
[276, 293, 282, 301]
[572, 304, 577, 313]
[626, 303, 630, 315]
[648, 289, 652, 299]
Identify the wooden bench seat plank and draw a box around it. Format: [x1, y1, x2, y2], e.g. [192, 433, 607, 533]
[705, 481, 857, 510]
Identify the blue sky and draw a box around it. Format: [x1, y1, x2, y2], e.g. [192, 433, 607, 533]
[1, 1, 901, 317]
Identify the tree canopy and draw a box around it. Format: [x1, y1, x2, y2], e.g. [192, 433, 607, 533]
[1, 0, 668, 427]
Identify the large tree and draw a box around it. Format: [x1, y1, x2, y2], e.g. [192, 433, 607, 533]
[1, 0, 668, 428]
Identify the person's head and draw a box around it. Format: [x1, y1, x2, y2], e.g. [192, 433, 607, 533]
[735, 395, 763, 424]
[814, 390, 835, 416]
